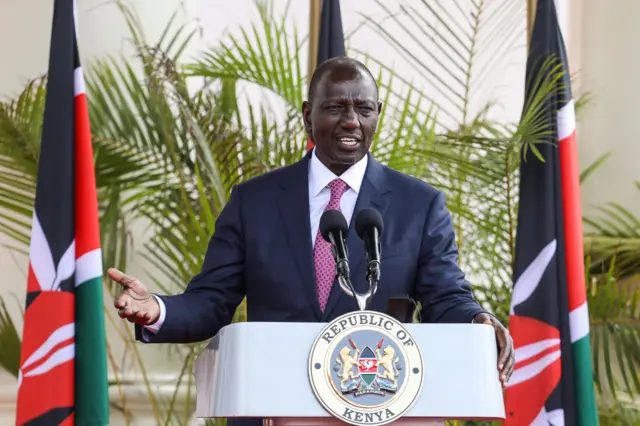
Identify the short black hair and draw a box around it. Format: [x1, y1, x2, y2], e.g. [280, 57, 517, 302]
[307, 56, 379, 104]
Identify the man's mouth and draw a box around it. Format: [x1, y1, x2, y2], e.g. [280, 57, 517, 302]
[337, 136, 361, 150]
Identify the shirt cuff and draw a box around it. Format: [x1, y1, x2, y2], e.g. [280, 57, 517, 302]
[143, 295, 166, 334]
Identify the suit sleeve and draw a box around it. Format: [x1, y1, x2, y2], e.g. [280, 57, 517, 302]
[135, 185, 246, 343]
[414, 191, 488, 323]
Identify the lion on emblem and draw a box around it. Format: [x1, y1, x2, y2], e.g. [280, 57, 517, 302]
[376, 345, 400, 383]
[336, 345, 360, 388]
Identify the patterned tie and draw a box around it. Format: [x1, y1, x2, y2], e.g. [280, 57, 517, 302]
[314, 178, 349, 312]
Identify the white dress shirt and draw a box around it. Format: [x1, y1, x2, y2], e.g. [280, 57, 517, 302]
[143, 149, 368, 334]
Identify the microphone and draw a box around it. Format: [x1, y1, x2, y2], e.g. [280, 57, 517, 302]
[355, 208, 383, 282]
[319, 209, 350, 278]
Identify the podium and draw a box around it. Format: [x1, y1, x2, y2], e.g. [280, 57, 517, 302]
[193, 318, 506, 425]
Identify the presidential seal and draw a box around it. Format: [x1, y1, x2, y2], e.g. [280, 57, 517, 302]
[308, 311, 423, 426]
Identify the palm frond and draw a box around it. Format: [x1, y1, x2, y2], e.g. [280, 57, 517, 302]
[353, 0, 526, 126]
[584, 197, 640, 280]
[184, 0, 304, 114]
[0, 296, 20, 378]
[588, 255, 640, 398]
[598, 398, 640, 426]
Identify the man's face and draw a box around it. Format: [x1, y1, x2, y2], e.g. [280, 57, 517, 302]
[303, 66, 382, 175]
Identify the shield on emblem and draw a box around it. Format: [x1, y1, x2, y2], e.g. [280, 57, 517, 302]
[357, 346, 378, 385]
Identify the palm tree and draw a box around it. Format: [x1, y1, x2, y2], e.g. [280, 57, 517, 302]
[1, 0, 639, 424]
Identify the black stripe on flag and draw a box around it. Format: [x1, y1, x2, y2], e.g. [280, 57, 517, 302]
[317, 0, 346, 64]
[32, 0, 76, 297]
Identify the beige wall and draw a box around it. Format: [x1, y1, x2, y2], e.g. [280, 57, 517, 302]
[1, 0, 636, 423]
[568, 0, 640, 221]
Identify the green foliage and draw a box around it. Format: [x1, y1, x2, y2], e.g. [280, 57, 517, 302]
[0, 297, 20, 378]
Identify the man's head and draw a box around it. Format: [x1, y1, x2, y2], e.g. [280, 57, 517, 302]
[303, 56, 382, 175]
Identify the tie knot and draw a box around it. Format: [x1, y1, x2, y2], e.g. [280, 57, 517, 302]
[328, 179, 348, 199]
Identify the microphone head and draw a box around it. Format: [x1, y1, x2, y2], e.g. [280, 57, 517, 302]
[319, 209, 349, 243]
[355, 208, 383, 239]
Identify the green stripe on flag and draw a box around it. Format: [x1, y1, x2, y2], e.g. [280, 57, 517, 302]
[573, 334, 598, 425]
[75, 275, 109, 424]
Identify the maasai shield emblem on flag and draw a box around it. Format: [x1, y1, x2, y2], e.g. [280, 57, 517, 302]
[357, 346, 378, 386]
[504, 0, 598, 425]
[14, 0, 109, 425]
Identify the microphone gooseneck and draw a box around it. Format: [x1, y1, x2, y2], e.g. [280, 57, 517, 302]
[319, 209, 351, 280]
[355, 208, 384, 283]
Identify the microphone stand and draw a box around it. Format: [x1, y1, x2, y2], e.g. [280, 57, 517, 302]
[366, 261, 380, 300]
[328, 233, 374, 311]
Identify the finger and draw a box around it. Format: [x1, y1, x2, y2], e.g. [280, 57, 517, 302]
[108, 268, 139, 289]
[497, 329, 510, 371]
[504, 338, 516, 381]
[114, 294, 131, 309]
[499, 339, 514, 388]
[126, 311, 151, 325]
[107, 268, 124, 282]
[117, 302, 137, 319]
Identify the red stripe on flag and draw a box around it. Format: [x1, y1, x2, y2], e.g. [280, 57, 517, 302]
[74, 92, 101, 259]
[558, 129, 587, 312]
[307, 135, 314, 151]
[514, 342, 561, 371]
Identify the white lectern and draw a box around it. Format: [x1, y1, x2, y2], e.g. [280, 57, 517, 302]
[193, 321, 506, 425]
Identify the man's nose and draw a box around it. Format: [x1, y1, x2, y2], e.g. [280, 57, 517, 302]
[341, 106, 359, 129]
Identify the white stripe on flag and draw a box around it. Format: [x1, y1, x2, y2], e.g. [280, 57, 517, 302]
[514, 338, 561, 364]
[508, 349, 561, 388]
[510, 240, 557, 315]
[74, 67, 86, 96]
[29, 213, 56, 291]
[76, 248, 103, 287]
[570, 301, 590, 342]
[557, 99, 575, 142]
[73, 0, 79, 39]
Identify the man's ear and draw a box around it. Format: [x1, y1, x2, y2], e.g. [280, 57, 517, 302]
[377, 102, 383, 115]
[302, 101, 312, 134]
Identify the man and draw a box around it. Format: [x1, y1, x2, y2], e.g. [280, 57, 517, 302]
[109, 57, 514, 419]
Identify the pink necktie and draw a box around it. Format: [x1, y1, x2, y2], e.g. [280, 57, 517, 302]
[314, 178, 349, 312]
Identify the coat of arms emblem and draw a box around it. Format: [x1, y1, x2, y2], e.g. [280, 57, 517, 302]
[308, 311, 424, 426]
[335, 338, 400, 396]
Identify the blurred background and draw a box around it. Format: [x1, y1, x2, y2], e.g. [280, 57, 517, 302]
[0, 0, 639, 424]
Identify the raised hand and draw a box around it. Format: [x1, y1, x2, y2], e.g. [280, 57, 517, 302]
[107, 268, 160, 325]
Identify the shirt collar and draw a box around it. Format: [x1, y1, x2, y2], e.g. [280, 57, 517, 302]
[309, 148, 368, 197]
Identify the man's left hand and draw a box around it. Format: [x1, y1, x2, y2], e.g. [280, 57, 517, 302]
[473, 313, 515, 389]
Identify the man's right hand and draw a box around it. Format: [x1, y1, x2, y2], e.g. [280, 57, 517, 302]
[107, 268, 160, 326]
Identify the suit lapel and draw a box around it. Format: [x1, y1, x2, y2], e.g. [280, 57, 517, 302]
[276, 153, 323, 320]
[322, 155, 391, 320]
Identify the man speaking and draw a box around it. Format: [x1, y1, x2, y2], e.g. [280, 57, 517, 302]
[108, 57, 515, 408]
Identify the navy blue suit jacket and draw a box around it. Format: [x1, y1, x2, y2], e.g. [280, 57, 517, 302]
[136, 152, 486, 424]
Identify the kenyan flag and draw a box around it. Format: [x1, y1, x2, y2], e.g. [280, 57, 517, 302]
[14, 0, 109, 424]
[504, 0, 598, 425]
